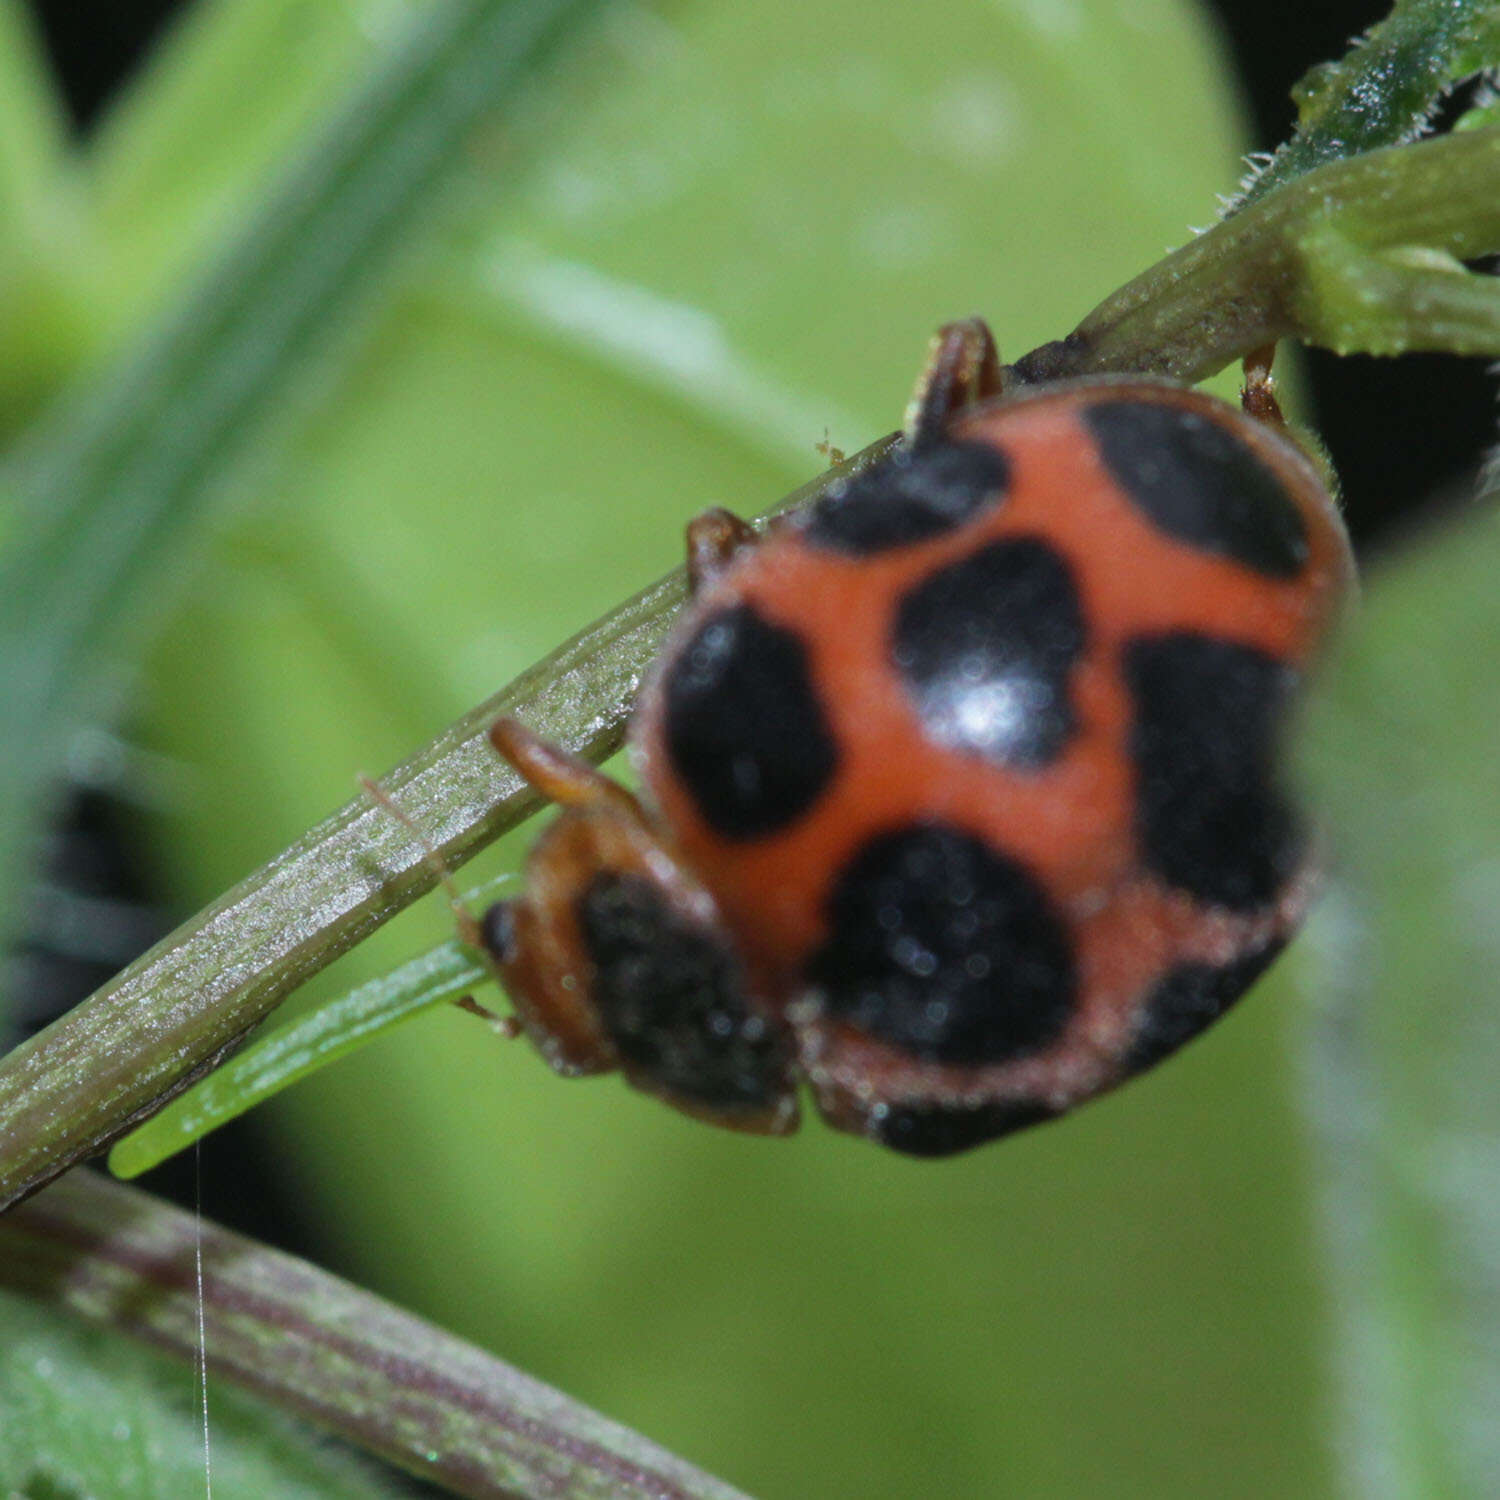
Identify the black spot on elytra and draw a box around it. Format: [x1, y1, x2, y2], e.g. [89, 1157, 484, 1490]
[801, 440, 1010, 554]
[877, 1098, 1055, 1157]
[578, 871, 791, 1113]
[806, 823, 1075, 1066]
[479, 901, 516, 964]
[1125, 633, 1304, 910]
[1123, 939, 1288, 1074]
[894, 537, 1085, 769]
[664, 603, 837, 839]
[1084, 398, 1309, 577]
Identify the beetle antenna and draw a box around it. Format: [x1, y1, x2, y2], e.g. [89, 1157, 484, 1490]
[357, 773, 482, 951]
[357, 775, 522, 1037]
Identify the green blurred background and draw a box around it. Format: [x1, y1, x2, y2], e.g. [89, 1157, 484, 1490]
[6, 2, 1497, 1496]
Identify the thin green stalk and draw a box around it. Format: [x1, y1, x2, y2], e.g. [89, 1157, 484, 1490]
[108, 940, 487, 1179]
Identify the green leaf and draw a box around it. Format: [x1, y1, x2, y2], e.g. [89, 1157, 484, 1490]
[1, 1171, 756, 1500]
[85, 0, 401, 342]
[1299, 493, 1500, 1500]
[0, 0, 65, 214]
[1455, 82, 1500, 132]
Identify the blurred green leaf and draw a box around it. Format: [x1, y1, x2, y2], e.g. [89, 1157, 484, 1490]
[1300, 494, 1500, 1500]
[0, 0, 64, 212]
[1456, 80, 1500, 132]
[0, 0, 90, 430]
[85, 0, 400, 344]
[1, 1171, 756, 1500]
[0, 0, 607, 990]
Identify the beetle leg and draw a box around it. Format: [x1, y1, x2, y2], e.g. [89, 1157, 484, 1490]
[451, 991, 521, 1037]
[685, 507, 758, 594]
[489, 717, 639, 813]
[904, 317, 1005, 448]
[1240, 343, 1286, 428]
[480, 717, 644, 995]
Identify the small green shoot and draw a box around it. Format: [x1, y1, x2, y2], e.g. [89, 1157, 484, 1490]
[109, 939, 489, 1179]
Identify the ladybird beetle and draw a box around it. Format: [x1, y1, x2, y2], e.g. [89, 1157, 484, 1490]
[475, 318, 1353, 1156]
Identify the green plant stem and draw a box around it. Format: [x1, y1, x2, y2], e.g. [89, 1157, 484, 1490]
[0, 440, 894, 1213]
[1010, 127, 1500, 385]
[0, 1170, 756, 1500]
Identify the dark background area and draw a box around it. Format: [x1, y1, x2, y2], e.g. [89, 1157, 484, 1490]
[14, 0, 1495, 1255]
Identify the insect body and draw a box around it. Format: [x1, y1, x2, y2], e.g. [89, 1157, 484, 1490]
[478, 319, 1353, 1156]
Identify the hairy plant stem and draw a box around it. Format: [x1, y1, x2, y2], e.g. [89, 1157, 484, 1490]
[1009, 127, 1500, 385]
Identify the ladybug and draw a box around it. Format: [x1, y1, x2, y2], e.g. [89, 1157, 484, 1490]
[474, 318, 1353, 1156]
